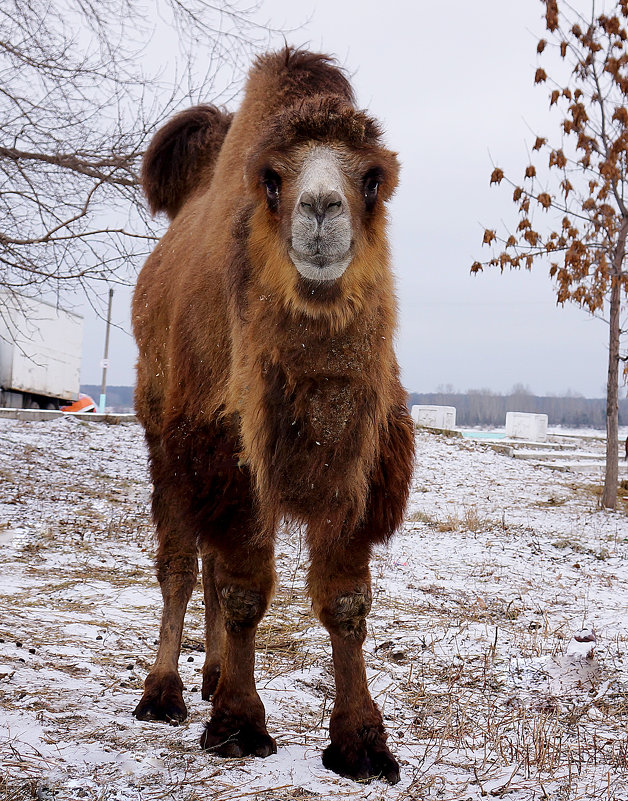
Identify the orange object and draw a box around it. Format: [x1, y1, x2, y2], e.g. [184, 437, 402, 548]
[61, 393, 96, 413]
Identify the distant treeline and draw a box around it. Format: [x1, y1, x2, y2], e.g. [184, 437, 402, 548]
[83, 384, 627, 428]
[81, 384, 134, 411]
[408, 388, 628, 428]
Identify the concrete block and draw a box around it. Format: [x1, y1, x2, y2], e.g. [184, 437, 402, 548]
[0, 408, 136, 424]
[411, 405, 456, 430]
[15, 409, 60, 421]
[505, 412, 548, 442]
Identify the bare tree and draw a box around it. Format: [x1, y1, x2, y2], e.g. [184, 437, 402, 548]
[473, 0, 628, 509]
[0, 0, 279, 304]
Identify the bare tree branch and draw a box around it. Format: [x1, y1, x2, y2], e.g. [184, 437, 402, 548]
[0, 0, 287, 298]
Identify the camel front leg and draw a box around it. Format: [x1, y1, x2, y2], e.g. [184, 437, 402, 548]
[200, 539, 277, 758]
[309, 551, 400, 784]
[133, 434, 200, 724]
[134, 547, 198, 723]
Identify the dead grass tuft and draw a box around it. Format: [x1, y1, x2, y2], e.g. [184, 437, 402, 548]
[571, 479, 628, 515]
[408, 506, 495, 533]
[436, 506, 487, 533]
[407, 509, 434, 524]
[536, 495, 567, 507]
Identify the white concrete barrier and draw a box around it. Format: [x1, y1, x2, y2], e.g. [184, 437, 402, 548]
[411, 405, 456, 430]
[505, 412, 548, 442]
[0, 408, 136, 423]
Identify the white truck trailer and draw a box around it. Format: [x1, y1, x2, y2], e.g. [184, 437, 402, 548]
[0, 290, 83, 409]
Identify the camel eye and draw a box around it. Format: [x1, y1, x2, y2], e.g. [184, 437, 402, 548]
[265, 179, 279, 198]
[261, 169, 281, 210]
[363, 168, 382, 210]
[365, 177, 379, 195]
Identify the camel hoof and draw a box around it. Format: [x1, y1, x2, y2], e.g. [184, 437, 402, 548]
[133, 672, 187, 724]
[322, 739, 400, 785]
[200, 715, 277, 758]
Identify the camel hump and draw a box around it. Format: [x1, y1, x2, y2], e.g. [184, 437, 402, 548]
[250, 47, 355, 107]
[141, 104, 233, 219]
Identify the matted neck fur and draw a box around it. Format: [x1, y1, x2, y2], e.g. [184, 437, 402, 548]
[132, 47, 415, 786]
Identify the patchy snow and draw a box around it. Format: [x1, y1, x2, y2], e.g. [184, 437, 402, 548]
[1, 417, 627, 800]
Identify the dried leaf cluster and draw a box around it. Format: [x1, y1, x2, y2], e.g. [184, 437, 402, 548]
[473, 0, 628, 509]
[473, 0, 628, 316]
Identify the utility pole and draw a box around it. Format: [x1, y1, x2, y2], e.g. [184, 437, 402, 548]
[99, 288, 113, 414]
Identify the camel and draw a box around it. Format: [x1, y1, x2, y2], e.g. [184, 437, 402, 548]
[132, 47, 415, 784]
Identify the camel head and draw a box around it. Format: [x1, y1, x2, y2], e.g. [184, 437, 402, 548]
[245, 96, 400, 321]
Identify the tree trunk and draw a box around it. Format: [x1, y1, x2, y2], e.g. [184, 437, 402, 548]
[602, 276, 621, 509]
[602, 222, 628, 510]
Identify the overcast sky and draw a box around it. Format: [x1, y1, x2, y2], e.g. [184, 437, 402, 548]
[80, 0, 615, 398]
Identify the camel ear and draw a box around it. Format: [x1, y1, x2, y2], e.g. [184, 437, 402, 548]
[380, 150, 401, 200]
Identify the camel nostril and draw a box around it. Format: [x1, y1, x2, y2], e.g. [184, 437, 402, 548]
[324, 191, 343, 219]
[298, 192, 316, 219]
[326, 200, 342, 219]
[298, 190, 344, 223]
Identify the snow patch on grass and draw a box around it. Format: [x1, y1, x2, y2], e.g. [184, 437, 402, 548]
[1, 419, 627, 799]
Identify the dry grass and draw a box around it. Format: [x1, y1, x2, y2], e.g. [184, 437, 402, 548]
[372, 587, 628, 800]
[409, 506, 495, 533]
[570, 478, 628, 515]
[436, 506, 486, 533]
[536, 495, 568, 508]
[406, 509, 433, 524]
[1, 421, 628, 800]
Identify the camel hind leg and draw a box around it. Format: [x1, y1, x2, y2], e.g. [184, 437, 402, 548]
[200, 546, 225, 699]
[133, 472, 198, 723]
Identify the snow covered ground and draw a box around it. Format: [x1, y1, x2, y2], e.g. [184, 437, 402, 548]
[1, 417, 627, 800]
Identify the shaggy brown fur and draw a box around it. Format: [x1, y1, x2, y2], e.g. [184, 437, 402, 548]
[141, 105, 233, 219]
[132, 46, 415, 784]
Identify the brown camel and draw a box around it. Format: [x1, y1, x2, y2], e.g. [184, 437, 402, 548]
[132, 47, 415, 784]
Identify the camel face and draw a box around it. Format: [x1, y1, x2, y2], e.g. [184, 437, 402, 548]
[288, 146, 353, 282]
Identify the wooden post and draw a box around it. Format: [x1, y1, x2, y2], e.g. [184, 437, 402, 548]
[99, 288, 113, 414]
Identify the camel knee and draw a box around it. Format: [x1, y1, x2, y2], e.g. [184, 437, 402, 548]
[219, 585, 267, 631]
[156, 553, 198, 594]
[317, 585, 372, 640]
